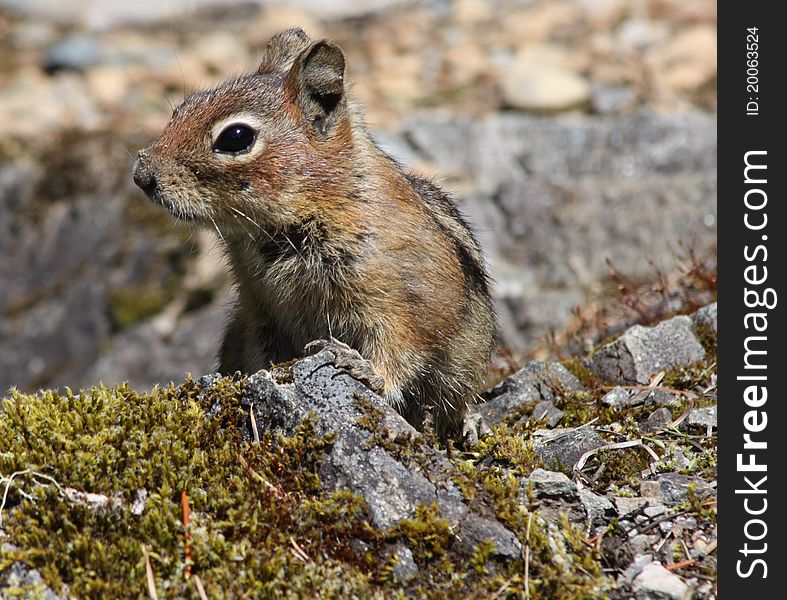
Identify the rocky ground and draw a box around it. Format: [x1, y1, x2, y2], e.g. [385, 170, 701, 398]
[1, 0, 716, 597]
[1, 303, 717, 598]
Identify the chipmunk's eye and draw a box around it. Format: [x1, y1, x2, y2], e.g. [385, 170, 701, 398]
[213, 124, 257, 155]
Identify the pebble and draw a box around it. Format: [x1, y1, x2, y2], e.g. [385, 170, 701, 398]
[602, 386, 631, 408]
[632, 562, 689, 600]
[502, 63, 591, 112]
[652, 25, 717, 92]
[616, 18, 669, 50]
[686, 406, 717, 429]
[641, 407, 672, 432]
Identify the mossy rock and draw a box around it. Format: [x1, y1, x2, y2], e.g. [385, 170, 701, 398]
[1, 374, 611, 599]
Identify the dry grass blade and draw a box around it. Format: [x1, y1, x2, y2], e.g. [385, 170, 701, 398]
[524, 512, 533, 600]
[194, 574, 209, 600]
[603, 384, 698, 399]
[488, 577, 514, 599]
[574, 439, 643, 473]
[249, 402, 260, 444]
[141, 544, 159, 600]
[238, 453, 282, 496]
[182, 490, 192, 579]
[289, 536, 311, 562]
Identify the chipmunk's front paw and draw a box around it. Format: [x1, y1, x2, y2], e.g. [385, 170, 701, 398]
[305, 338, 385, 395]
[460, 412, 492, 448]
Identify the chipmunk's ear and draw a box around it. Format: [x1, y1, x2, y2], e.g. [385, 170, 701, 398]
[257, 28, 311, 74]
[286, 40, 346, 136]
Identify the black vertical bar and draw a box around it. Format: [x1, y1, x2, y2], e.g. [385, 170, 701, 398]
[718, 3, 785, 596]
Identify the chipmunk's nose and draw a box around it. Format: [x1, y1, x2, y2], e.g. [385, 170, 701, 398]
[132, 149, 158, 196]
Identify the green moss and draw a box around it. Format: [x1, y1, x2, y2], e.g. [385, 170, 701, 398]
[0, 378, 384, 598]
[591, 447, 653, 490]
[661, 360, 715, 393]
[1, 375, 619, 598]
[560, 357, 604, 390]
[693, 322, 718, 359]
[387, 503, 452, 565]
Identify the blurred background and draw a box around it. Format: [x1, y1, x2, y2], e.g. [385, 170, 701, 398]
[0, 0, 717, 393]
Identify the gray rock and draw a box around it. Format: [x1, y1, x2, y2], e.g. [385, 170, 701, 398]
[386, 543, 418, 582]
[656, 473, 714, 506]
[621, 554, 655, 584]
[614, 496, 651, 517]
[602, 386, 633, 409]
[639, 481, 662, 500]
[531, 400, 564, 427]
[1, 543, 63, 599]
[0, 146, 209, 394]
[82, 297, 227, 391]
[589, 316, 706, 385]
[43, 35, 102, 72]
[641, 407, 672, 432]
[478, 361, 583, 426]
[241, 352, 521, 559]
[643, 506, 667, 519]
[632, 562, 689, 600]
[520, 469, 585, 525]
[521, 469, 579, 501]
[603, 384, 674, 409]
[533, 428, 605, 470]
[579, 488, 615, 524]
[634, 389, 681, 407]
[630, 534, 654, 556]
[690, 302, 717, 333]
[685, 406, 716, 429]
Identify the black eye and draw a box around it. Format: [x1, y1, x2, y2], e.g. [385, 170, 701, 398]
[213, 124, 257, 155]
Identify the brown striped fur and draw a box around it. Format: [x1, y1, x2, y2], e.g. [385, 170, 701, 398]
[133, 29, 495, 442]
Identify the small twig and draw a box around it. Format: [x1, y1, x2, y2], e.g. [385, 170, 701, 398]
[666, 558, 697, 571]
[681, 538, 692, 563]
[141, 544, 160, 600]
[641, 443, 661, 463]
[182, 491, 192, 580]
[649, 371, 665, 388]
[585, 531, 605, 551]
[1, 469, 64, 526]
[654, 530, 672, 553]
[638, 511, 689, 535]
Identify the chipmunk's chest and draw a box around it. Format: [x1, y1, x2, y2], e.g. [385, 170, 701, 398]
[230, 238, 366, 347]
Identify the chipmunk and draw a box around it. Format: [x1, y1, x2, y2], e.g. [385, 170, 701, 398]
[133, 28, 495, 445]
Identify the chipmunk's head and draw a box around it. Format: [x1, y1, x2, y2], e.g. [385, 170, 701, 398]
[133, 28, 356, 235]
